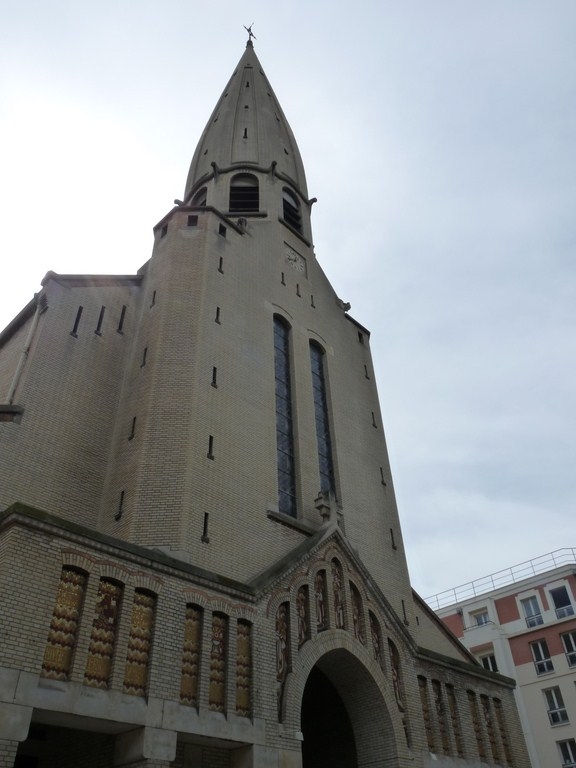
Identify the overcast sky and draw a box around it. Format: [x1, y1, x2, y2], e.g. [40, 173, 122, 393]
[1, 1, 575, 600]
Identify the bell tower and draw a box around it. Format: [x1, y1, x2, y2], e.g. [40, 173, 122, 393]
[90, 38, 414, 623]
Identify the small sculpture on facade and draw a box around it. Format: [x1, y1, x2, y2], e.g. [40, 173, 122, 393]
[275, 603, 289, 681]
[331, 560, 345, 629]
[314, 571, 327, 630]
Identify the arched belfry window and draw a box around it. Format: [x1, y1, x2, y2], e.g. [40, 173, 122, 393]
[192, 187, 207, 207]
[310, 342, 335, 494]
[230, 173, 259, 212]
[282, 188, 302, 233]
[274, 316, 296, 517]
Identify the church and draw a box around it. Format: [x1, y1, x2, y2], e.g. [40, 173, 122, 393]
[0, 37, 530, 768]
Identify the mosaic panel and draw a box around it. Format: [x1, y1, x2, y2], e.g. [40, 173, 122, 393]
[493, 698, 513, 765]
[467, 690, 486, 759]
[236, 620, 252, 717]
[41, 568, 87, 680]
[446, 684, 464, 757]
[418, 676, 435, 751]
[123, 590, 156, 696]
[84, 579, 123, 689]
[432, 679, 450, 754]
[209, 613, 227, 712]
[180, 605, 203, 707]
[481, 694, 500, 763]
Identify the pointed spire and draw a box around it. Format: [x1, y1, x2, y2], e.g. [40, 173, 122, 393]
[184, 41, 308, 201]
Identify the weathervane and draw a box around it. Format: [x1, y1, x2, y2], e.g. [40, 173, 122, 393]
[244, 23, 256, 42]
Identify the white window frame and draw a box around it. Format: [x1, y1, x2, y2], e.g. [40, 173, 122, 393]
[558, 738, 576, 767]
[545, 687, 568, 726]
[561, 631, 576, 667]
[520, 595, 543, 628]
[531, 639, 554, 675]
[470, 609, 490, 627]
[549, 585, 575, 620]
[479, 653, 498, 673]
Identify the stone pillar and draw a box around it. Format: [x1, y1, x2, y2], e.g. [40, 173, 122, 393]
[114, 727, 176, 766]
[231, 745, 302, 768]
[0, 739, 18, 768]
[0, 702, 32, 768]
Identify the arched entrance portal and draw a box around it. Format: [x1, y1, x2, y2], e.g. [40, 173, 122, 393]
[300, 648, 398, 768]
[302, 666, 358, 768]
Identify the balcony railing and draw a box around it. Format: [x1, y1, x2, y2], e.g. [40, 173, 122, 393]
[425, 548, 576, 610]
[549, 707, 569, 726]
[535, 659, 554, 675]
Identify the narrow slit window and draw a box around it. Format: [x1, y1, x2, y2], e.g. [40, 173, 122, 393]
[115, 491, 125, 521]
[70, 306, 83, 337]
[202, 513, 210, 543]
[282, 188, 302, 233]
[117, 305, 127, 334]
[211, 367, 218, 387]
[95, 306, 105, 335]
[274, 317, 296, 517]
[160, 224, 168, 238]
[141, 347, 148, 368]
[150, 290, 156, 307]
[215, 307, 221, 324]
[218, 256, 224, 273]
[128, 417, 136, 441]
[207, 435, 214, 460]
[218, 223, 227, 237]
[310, 342, 335, 495]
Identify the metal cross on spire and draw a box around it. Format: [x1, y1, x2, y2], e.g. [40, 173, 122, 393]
[244, 23, 256, 42]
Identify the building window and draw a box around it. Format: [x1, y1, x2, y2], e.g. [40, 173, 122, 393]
[531, 639, 554, 675]
[229, 173, 259, 212]
[274, 317, 296, 517]
[282, 188, 302, 232]
[187, 214, 198, 226]
[479, 653, 498, 673]
[310, 342, 335, 495]
[471, 609, 490, 626]
[550, 586, 575, 620]
[558, 739, 576, 767]
[521, 595, 543, 627]
[545, 687, 569, 726]
[561, 631, 576, 667]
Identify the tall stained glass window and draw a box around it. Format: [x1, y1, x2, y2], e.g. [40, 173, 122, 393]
[274, 317, 296, 516]
[310, 342, 334, 494]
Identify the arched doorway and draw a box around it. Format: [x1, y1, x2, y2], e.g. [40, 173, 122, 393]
[302, 666, 358, 768]
[300, 648, 398, 768]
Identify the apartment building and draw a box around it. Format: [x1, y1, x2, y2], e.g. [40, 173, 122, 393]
[432, 549, 576, 768]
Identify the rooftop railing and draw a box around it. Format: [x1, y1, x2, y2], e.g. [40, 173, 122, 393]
[425, 548, 576, 611]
